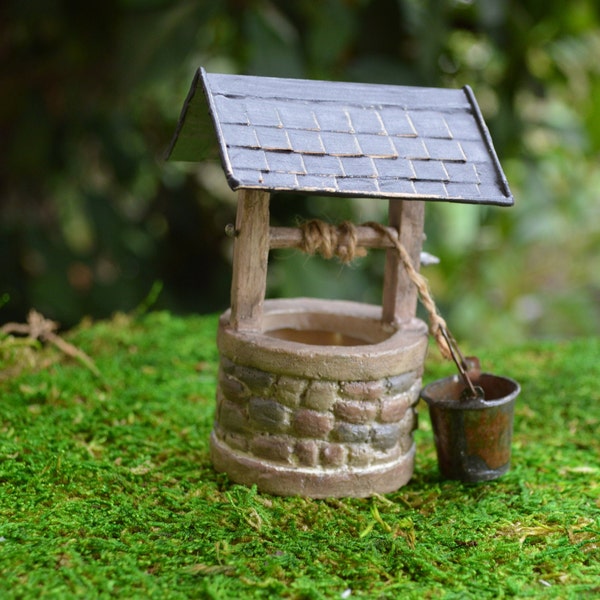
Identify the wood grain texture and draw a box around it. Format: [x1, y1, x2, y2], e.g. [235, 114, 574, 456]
[382, 200, 425, 323]
[229, 189, 270, 332]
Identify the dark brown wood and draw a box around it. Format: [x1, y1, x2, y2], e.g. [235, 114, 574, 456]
[382, 200, 425, 324]
[229, 189, 270, 332]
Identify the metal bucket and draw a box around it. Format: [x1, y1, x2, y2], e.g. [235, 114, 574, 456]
[420, 373, 520, 482]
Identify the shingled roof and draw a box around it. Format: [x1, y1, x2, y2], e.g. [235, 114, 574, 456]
[166, 69, 513, 206]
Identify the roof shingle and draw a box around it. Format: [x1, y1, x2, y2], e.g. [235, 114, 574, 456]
[166, 69, 513, 206]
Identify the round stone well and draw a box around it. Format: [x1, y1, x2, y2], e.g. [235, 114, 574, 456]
[211, 297, 428, 498]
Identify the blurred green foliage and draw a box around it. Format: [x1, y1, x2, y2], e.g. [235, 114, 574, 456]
[1, 0, 599, 344]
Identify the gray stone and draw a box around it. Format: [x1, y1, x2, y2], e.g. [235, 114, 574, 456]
[398, 408, 417, 437]
[248, 397, 291, 433]
[372, 441, 403, 464]
[250, 435, 294, 463]
[219, 373, 250, 403]
[348, 444, 373, 467]
[333, 422, 370, 444]
[234, 364, 276, 396]
[222, 431, 249, 452]
[371, 423, 401, 451]
[387, 371, 418, 395]
[380, 393, 411, 423]
[219, 356, 236, 375]
[398, 431, 415, 455]
[217, 398, 250, 434]
[210, 431, 417, 498]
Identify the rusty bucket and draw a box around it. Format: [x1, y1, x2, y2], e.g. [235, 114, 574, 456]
[420, 373, 520, 482]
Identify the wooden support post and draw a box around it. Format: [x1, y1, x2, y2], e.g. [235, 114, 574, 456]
[382, 200, 425, 324]
[229, 189, 270, 332]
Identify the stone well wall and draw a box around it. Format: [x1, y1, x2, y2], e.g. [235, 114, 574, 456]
[213, 356, 421, 471]
[209, 298, 429, 497]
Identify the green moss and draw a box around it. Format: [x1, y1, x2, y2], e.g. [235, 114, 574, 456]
[1, 313, 598, 598]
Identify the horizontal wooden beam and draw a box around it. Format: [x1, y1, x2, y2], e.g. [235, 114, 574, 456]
[269, 225, 400, 250]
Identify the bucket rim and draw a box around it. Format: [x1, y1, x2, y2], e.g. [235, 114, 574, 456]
[420, 372, 520, 409]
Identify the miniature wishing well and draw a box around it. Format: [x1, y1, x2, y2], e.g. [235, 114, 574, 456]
[166, 69, 513, 497]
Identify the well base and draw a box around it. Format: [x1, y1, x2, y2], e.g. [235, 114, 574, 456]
[211, 432, 415, 498]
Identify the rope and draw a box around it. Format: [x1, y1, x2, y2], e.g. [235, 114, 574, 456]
[299, 219, 367, 264]
[364, 221, 452, 360]
[297, 218, 454, 360]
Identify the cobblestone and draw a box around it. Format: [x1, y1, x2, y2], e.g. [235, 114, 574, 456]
[234, 364, 276, 396]
[219, 372, 250, 403]
[219, 356, 236, 374]
[371, 423, 401, 451]
[250, 435, 294, 463]
[217, 398, 249, 434]
[398, 408, 417, 436]
[221, 431, 249, 452]
[248, 397, 291, 433]
[348, 444, 373, 467]
[372, 442, 403, 464]
[334, 399, 379, 424]
[295, 440, 319, 466]
[398, 430, 415, 454]
[320, 443, 347, 467]
[380, 380, 419, 422]
[387, 371, 418, 395]
[292, 408, 334, 439]
[341, 379, 386, 401]
[215, 355, 421, 476]
[274, 375, 307, 408]
[303, 380, 338, 411]
[333, 422, 370, 444]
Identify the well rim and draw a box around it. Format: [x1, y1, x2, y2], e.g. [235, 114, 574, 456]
[217, 298, 428, 381]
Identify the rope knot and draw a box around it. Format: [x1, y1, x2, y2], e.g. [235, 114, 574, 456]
[299, 219, 367, 264]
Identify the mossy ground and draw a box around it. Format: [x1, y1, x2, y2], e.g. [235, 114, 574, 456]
[1, 311, 598, 599]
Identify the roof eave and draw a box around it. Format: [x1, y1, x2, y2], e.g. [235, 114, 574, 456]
[229, 181, 513, 207]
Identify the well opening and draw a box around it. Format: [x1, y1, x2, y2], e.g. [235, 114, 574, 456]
[266, 329, 368, 346]
[217, 298, 428, 382]
[260, 304, 395, 348]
